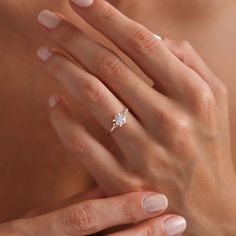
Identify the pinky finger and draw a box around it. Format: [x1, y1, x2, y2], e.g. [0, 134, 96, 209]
[161, 38, 226, 96]
[108, 215, 187, 236]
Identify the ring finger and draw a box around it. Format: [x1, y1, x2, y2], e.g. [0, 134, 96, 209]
[37, 49, 150, 160]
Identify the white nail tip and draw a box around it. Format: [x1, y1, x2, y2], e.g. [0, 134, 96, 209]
[70, 0, 94, 7]
[37, 47, 53, 61]
[38, 10, 60, 29]
[155, 34, 162, 40]
[48, 95, 60, 109]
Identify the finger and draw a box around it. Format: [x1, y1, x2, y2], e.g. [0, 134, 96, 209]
[37, 10, 170, 127]
[161, 38, 229, 117]
[53, 188, 104, 211]
[47, 94, 126, 194]
[108, 215, 187, 236]
[38, 48, 151, 162]
[24, 188, 104, 217]
[22, 192, 169, 236]
[67, 0, 191, 96]
[162, 38, 227, 97]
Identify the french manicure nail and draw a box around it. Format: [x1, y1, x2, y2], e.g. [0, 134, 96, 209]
[70, 0, 94, 8]
[38, 10, 61, 29]
[155, 34, 162, 40]
[143, 194, 168, 213]
[49, 95, 60, 109]
[37, 47, 53, 61]
[164, 216, 187, 236]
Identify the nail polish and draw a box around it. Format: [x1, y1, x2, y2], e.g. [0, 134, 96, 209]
[38, 10, 61, 29]
[164, 216, 187, 236]
[48, 95, 60, 109]
[37, 47, 53, 62]
[70, 0, 94, 8]
[143, 194, 168, 213]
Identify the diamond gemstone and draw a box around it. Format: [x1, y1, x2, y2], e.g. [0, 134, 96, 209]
[115, 113, 126, 126]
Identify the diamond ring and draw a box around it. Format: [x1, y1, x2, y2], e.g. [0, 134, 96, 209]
[110, 108, 129, 133]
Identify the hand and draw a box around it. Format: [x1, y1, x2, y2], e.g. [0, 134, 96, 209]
[0, 190, 183, 236]
[37, 0, 236, 235]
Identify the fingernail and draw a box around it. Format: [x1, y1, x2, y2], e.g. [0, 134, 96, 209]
[49, 95, 60, 109]
[143, 194, 168, 213]
[164, 216, 187, 236]
[70, 0, 94, 8]
[37, 47, 53, 61]
[38, 10, 61, 29]
[154, 34, 162, 40]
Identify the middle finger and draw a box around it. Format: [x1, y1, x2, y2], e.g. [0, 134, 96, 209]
[37, 10, 171, 127]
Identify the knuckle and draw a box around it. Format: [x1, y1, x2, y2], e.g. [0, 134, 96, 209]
[153, 104, 178, 129]
[142, 223, 158, 236]
[128, 27, 158, 54]
[152, 104, 193, 136]
[60, 205, 98, 235]
[122, 176, 145, 192]
[173, 40, 192, 60]
[97, 53, 124, 78]
[172, 116, 193, 135]
[170, 118, 197, 161]
[206, 74, 228, 102]
[197, 86, 216, 110]
[154, 108, 171, 126]
[67, 132, 88, 155]
[48, 54, 63, 72]
[58, 23, 78, 44]
[120, 198, 139, 222]
[82, 81, 109, 106]
[180, 40, 192, 51]
[95, 5, 115, 26]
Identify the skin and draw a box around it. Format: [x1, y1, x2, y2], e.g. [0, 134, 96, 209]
[34, 0, 236, 234]
[0, 189, 179, 235]
[0, 0, 236, 234]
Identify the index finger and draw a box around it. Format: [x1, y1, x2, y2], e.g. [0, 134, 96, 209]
[19, 192, 168, 235]
[69, 0, 187, 95]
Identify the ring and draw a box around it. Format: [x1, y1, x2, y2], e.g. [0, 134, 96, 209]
[110, 108, 129, 133]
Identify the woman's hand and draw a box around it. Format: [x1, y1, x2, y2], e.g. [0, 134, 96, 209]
[36, 0, 236, 235]
[0, 190, 183, 236]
